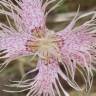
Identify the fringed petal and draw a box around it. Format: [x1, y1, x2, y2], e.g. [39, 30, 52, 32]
[21, 0, 45, 30]
[0, 0, 62, 32]
[0, 33, 32, 58]
[56, 11, 96, 91]
[4, 58, 70, 96]
[0, 31, 34, 71]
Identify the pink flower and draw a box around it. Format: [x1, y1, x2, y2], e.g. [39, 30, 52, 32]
[0, 0, 96, 96]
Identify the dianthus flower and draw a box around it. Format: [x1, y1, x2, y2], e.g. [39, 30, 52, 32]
[0, 0, 96, 96]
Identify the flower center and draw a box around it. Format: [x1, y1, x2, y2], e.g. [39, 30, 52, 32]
[26, 31, 63, 62]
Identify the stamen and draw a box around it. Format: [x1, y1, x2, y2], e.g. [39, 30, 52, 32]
[31, 26, 44, 38]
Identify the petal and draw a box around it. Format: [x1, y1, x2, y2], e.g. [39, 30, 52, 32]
[0, 32, 32, 59]
[0, 31, 34, 72]
[57, 11, 96, 54]
[0, 0, 45, 34]
[21, 0, 45, 30]
[5, 58, 69, 96]
[56, 12, 96, 91]
[0, 0, 62, 32]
